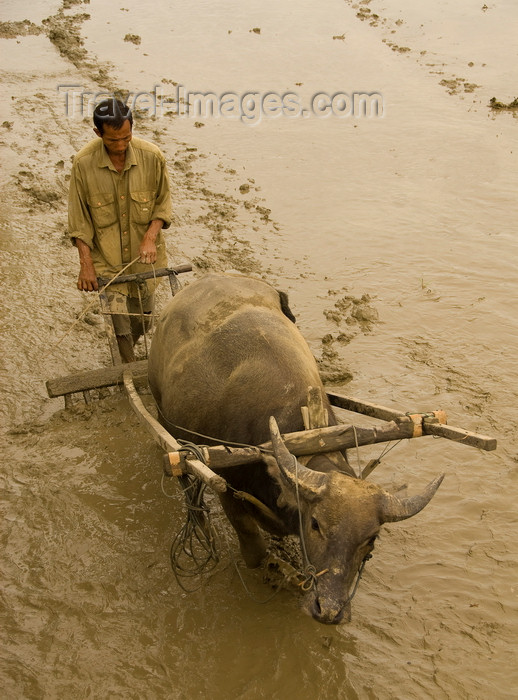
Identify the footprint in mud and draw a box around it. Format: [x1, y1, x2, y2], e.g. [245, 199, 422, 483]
[324, 289, 379, 333]
[317, 288, 380, 385]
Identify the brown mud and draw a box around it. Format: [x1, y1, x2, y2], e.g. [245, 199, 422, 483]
[1, 1, 517, 699]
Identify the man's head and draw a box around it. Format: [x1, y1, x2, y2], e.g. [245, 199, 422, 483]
[93, 98, 132, 134]
[93, 98, 133, 158]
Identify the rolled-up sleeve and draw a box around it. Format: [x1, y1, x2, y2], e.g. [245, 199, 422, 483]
[68, 161, 95, 248]
[150, 155, 172, 229]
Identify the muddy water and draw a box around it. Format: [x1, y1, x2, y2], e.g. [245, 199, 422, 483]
[1, 1, 517, 698]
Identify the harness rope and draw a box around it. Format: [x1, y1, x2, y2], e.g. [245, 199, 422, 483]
[49, 255, 142, 356]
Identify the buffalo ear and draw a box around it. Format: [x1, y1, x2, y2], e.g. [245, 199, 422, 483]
[269, 416, 329, 503]
[380, 474, 444, 523]
[277, 290, 296, 323]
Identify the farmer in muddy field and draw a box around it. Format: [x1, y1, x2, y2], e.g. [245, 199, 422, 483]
[68, 98, 172, 363]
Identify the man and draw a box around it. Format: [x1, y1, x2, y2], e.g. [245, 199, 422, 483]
[68, 98, 172, 362]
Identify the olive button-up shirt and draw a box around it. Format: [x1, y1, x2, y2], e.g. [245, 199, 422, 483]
[68, 136, 172, 295]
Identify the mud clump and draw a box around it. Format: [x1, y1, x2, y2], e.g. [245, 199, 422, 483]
[124, 34, 141, 45]
[318, 358, 353, 385]
[439, 77, 480, 95]
[489, 97, 518, 111]
[41, 7, 115, 88]
[0, 20, 43, 38]
[355, 5, 381, 27]
[63, 0, 89, 7]
[324, 291, 379, 331]
[43, 12, 90, 67]
[315, 289, 379, 386]
[15, 170, 66, 208]
[317, 335, 353, 385]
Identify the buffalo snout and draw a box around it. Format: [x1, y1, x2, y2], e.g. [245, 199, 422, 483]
[305, 593, 352, 625]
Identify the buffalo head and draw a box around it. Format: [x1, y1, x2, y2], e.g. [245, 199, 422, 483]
[268, 417, 444, 625]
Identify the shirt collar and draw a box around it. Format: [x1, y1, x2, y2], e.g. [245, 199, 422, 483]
[97, 139, 137, 172]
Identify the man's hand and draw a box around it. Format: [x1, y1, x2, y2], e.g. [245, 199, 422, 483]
[75, 238, 98, 291]
[139, 236, 158, 265]
[139, 219, 163, 264]
[77, 260, 98, 291]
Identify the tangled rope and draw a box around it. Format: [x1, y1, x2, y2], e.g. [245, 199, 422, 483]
[167, 471, 220, 592]
[164, 440, 292, 601]
[165, 441, 220, 592]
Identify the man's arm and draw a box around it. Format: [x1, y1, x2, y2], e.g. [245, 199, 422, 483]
[76, 238, 98, 291]
[149, 153, 172, 229]
[68, 161, 98, 290]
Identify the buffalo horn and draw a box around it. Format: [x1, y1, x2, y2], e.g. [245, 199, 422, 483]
[381, 474, 445, 523]
[269, 416, 329, 501]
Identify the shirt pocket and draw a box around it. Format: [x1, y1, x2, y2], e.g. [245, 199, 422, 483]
[88, 193, 117, 230]
[130, 190, 155, 225]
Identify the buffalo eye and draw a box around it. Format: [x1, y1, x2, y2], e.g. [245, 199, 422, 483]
[310, 517, 321, 533]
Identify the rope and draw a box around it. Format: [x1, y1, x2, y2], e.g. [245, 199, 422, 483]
[343, 552, 372, 605]
[165, 441, 291, 600]
[154, 404, 274, 455]
[136, 281, 149, 357]
[48, 255, 142, 355]
[168, 472, 220, 592]
[351, 424, 362, 479]
[377, 439, 403, 460]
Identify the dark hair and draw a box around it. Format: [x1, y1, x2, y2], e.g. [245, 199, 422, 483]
[93, 98, 133, 134]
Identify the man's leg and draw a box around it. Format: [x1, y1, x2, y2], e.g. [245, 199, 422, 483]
[116, 334, 136, 363]
[105, 290, 135, 363]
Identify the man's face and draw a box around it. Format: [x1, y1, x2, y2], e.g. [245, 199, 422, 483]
[95, 119, 132, 158]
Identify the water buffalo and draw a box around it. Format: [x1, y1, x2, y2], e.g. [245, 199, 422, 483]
[148, 273, 443, 624]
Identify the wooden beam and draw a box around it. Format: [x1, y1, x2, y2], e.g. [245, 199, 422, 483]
[177, 419, 416, 470]
[46, 360, 148, 398]
[97, 264, 192, 287]
[301, 386, 328, 430]
[328, 390, 496, 451]
[97, 286, 122, 365]
[422, 417, 497, 451]
[327, 391, 406, 422]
